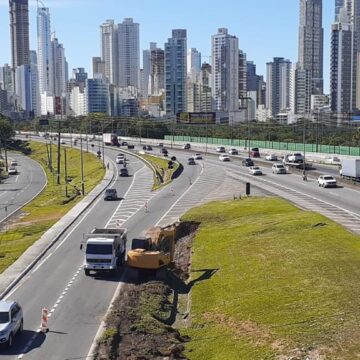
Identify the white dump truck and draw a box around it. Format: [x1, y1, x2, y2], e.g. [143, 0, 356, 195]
[102, 133, 120, 146]
[82, 228, 127, 276]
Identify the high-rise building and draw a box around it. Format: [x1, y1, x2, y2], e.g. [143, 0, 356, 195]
[118, 18, 140, 88]
[266, 57, 291, 117]
[238, 50, 247, 100]
[200, 63, 212, 112]
[9, 0, 30, 90]
[149, 46, 165, 96]
[92, 57, 105, 79]
[141, 43, 157, 99]
[298, 0, 324, 94]
[29, 50, 40, 116]
[37, 6, 53, 95]
[0, 64, 13, 92]
[187, 48, 201, 83]
[100, 19, 118, 84]
[335, 0, 344, 20]
[342, 0, 360, 110]
[165, 29, 187, 115]
[86, 77, 110, 114]
[51, 35, 67, 97]
[290, 63, 312, 114]
[330, 7, 352, 113]
[211, 28, 239, 112]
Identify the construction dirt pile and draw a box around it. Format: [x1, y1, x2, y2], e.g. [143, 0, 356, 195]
[93, 221, 199, 360]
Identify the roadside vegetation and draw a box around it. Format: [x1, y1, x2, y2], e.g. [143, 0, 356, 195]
[141, 153, 180, 190]
[180, 197, 360, 359]
[0, 141, 105, 273]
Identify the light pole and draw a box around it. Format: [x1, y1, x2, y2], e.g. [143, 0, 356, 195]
[302, 117, 307, 180]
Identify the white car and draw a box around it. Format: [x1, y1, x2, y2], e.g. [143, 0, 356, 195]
[318, 175, 337, 188]
[265, 154, 278, 161]
[287, 153, 304, 163]
[219, 154, 230, 161]
[228, 148, 239, 155]
[0, 300, 23, 348]
[324, 156, 341, 165]
[272, 163, 287, 174]
[10, 160, 18, 166]
[194, 153, 203, 160]
[116, 155, 125, 164]
[249, 166, 263, 175]
[8, 167, 17, 175]
[216, 146, 226, 153]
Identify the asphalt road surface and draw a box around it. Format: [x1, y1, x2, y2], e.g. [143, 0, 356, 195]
[0, 153, 46, 227]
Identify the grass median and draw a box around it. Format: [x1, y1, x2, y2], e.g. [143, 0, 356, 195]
[140, 154, 179, 190]
[0, 141, 105, 274]
[181, 197, 360, 359]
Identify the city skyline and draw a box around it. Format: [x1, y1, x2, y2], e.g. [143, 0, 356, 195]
[0, 0, 333, 90]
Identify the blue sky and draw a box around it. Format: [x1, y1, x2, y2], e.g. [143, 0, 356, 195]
[0, 0, 334, 90]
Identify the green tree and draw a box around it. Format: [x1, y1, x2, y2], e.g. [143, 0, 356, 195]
[0, 117, 15, 141]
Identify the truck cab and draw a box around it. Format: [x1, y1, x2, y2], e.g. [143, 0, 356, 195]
[83, 228, 127, 276]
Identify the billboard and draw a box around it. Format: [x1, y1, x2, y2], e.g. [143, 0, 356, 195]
[177, 112, 216, 124]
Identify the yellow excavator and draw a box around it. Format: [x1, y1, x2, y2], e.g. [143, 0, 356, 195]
[127, 224, 176, 276]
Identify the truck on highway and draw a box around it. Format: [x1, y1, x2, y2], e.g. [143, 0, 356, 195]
[103, 133, 120, 147]
[340, 158, 360, 181]
[282, 153, 307, 169]
[82, 228, 127, 276]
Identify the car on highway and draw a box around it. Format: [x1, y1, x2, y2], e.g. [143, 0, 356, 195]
[318, 175, 337, 188]
[103, 188, 118, 201]
[10, 160, 18, 166]
[187, 157, 196, 165]
[119, 168, 129, 177]
[61, 139, 66, 145]
[249, 166, 263, 175]
[272, 163, 287, 174]
[242, 158, 254, 167]
[250, 147, 260, 158]
[194, 153, 203, 160]
[8, 167, 17, 175]
[120, 141, 128, 146]
[160, 148, 168, 156]
[219, 154, 230, 162]
[216, 146, 226, 153]
[142, 145, 152, 151]
[158, 142, 164, 148]
[265, 153, 278, 161]
[287, 153, 304, 163]
[116, 155, 125, 164]
[0, 300, 23, 348]
[228, 148, 239, 155]
[324, 156, 341, 165]
[183, 143, 191, 150]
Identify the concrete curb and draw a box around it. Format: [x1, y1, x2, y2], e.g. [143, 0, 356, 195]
[0, 153, 115, 299]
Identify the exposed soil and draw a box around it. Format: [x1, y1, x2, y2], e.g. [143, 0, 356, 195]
[94, 222, 199, 360]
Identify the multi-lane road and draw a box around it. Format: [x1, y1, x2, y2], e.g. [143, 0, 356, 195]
[0, 139, 359, 359]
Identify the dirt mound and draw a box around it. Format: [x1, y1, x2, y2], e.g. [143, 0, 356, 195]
[94, 221, 199, 360]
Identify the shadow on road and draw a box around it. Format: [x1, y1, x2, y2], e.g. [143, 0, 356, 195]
[0, 330, 46, 356]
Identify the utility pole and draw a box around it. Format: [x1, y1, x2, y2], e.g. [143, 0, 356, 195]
[64, 148, 68, 197]
[56, 118, 61, 185]
[80, 136, 85, 196]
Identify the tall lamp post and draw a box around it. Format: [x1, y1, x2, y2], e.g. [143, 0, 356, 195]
[240, 97, 252, 157]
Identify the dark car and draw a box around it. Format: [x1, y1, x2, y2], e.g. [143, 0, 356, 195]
[183, 143, 191, 150]
[250, 147, 260, 158]
[119, 168, 129, 177]
[187, 157, 196, 165]
[127, 144, 134, 149]
[242, 158, 254, 167]
[160, 148, 168, 154]
[104, 188, 118, 200]
[121, 141, 128, 146]
[146, 145, 153, 151]
[142, 145, 147, 150]
[158, 142, 164, 148]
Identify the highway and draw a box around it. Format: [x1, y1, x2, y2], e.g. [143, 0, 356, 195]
[0, 153, 46, 226]
[0, 139, 359, 359]
[0, 145, 204, 359]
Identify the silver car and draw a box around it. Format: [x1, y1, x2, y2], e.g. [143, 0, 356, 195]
[0, 301, 23, 348]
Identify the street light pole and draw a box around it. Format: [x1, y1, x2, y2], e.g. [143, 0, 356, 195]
[80, 135, 85, 196]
